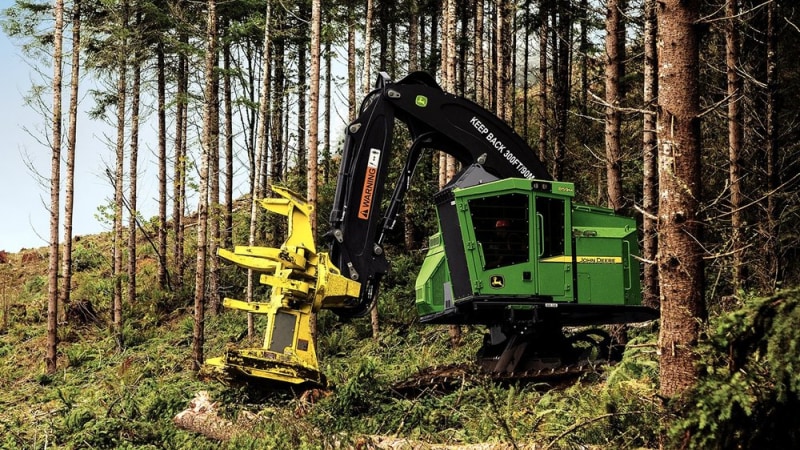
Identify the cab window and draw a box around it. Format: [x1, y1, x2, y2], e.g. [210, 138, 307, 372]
[469, 193, 530, 268]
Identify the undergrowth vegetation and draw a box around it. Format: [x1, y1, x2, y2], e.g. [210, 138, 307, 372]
[2, 240, 800, 448]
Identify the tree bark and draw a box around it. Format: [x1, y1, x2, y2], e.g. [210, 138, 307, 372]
[656, 0, 706, 399]
[247, 1, 271, 338]
[269, 19, 285, 245]
[764, 0, 779, 293]
[127, 57, 140, 316]
[323, 37, 332, 184]
[223, 40, 234, 249]
[46, 0, 65, 374]
[441, 0, 461, 346]
[495, 0, 511, 122]
[641, 0, 659, 309]
[173, 21, 189, 294]
[347, 1, 356, 120]
[363, 0, 374, 95]
[551, 0, 572, 180]
[308, 0, 321, 342]
[297, 21, 308, 189]
[308, 0, 320, 235]
[193, 0, 218, 371]
[605, 0, 625, 212]
[726, 0, 744, 293]
[474, 0, 485, 106]
[208, 32, 221, 315]
[522, 1, 531, 143]
[157, 40, 169, 289]
[112, 2, 129, 350]
[537, 2, 548, 164]
[578, 0, 589, 115]
[60, 0, 80, 320]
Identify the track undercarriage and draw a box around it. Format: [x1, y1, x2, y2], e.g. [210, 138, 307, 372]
[392, 326, 622, 394]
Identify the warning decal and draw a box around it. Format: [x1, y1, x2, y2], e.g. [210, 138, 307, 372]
[358, 148, 382, 220]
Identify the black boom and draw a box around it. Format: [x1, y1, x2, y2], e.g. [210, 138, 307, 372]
[327, 72, 551, 318]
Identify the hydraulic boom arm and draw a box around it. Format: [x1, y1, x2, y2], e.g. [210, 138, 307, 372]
[327, 71, 551, 318]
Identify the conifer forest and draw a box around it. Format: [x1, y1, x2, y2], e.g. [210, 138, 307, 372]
[2, 0, 800, 448]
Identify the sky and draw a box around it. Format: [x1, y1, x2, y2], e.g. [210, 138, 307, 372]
[0, 0, 160, 252]
[0, 0, 354, 253]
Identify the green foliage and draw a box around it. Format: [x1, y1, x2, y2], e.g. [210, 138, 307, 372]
[64, 341, 97, 368]
[23, 274, 45, 295]
[70, 271, 113, 308]
[673, 288, 800, 449]
[72, 240, 107, 272]
[379, 251, 425, 326]
[322, 358, 383, 420]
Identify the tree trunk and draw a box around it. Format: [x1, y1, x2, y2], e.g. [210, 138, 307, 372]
[641, 0, 659, 309]
[208, 34, 221, 315]
[193, 0, 218, 371]
[726, 0, 744, 293]
[157, 40, 169, 289]
[269, 28, 285, 245]
[605, 0, 625, 212]
[405, 3, 421, 250]
[323, 37, 332, 183]
[430, 4, 439, 77]
[440, 0, 461, 346]
[173, 26, 189, 294]
[522, 1, 530, 143]
[46, 0, 65, 375]
[223, 40, 234, 249]
[656, 0, 706, 399]
[474, 0, 485, 106]
[551, 0, 572, 180]
[458, 1, 467, 96]
[308, 0, 321, 341]
[363, 0, 374, 94]
[127, 59, 140, 316]
[347, 1, 356, 120]
[297, 24, 308, 190]
[247, 1, 271, 338]
[112, 3, 128, 350]
[578, 0, 589, 115]
[495, 0, 511, 121]
[537, 2, 548, 164]
[60, 0, 80, 319]
[764, 0, 779, 293]
[308, 0, 320, 234]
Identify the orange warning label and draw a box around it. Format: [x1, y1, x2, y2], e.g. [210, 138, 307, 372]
[358, 149, 381, 219]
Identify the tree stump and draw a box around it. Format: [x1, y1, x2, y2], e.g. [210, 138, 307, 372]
[173, 391, 240, 441]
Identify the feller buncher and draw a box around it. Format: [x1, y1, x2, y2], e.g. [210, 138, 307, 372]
[204, 72, 657, 387]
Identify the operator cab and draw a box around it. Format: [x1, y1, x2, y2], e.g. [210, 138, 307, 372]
[416, 165, 644, 327]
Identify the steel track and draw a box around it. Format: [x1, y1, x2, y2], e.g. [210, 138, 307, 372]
[391, 360, 609, 395]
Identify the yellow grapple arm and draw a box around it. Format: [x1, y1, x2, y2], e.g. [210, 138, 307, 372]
[203, 186, 360, 386]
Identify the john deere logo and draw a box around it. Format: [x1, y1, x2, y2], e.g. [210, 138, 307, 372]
[490, 275, 504, 288]
[415, 95, 428, 107]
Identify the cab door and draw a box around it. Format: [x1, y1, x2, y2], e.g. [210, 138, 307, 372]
[461, 192, 536, 296]
[534, 196, 574, 301]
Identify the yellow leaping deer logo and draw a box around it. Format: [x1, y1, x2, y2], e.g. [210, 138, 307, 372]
[490, 275, 504, 288]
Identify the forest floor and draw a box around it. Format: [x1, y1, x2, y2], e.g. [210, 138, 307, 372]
[0, 240, 664, 449]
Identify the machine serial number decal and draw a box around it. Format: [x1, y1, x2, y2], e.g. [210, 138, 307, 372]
[358, 148, 382, 219]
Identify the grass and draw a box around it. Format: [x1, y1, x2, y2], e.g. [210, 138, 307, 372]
[0, 242, 673, 449]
